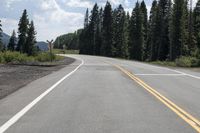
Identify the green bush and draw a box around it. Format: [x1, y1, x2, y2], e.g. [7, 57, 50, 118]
[0, 51, 34, 63]
[0, 51, 62, 64]
[175, 56, 200, 67]
[35, 52, 56, 62]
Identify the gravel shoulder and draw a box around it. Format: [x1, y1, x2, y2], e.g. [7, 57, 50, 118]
[0, 57, 75, 99]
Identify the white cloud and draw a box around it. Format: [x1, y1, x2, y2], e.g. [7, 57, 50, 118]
[40, 0, 58, 11]
[34, 0, 84, 41]
[1, 18, 18, 35]
[5, 0, 22, 8]
[66, 0, 93, 8]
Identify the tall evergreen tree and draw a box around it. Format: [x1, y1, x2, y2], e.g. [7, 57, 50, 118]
[140, 1, 148, 60]
[0, 20, 3, 51]
[89, 3, 99, 55]
[17, 9, 29, 53]
[169, 0, 188, 60]
[112, 5, 128, 58]
[95, 7, 103, 55]
[194, 0, 200, 55]
[84, 9, 89, 28]
[79, 9, 90, 54]
[148, 0, 158, 61]
[181, 0, 190, 55]
[8, 30, 17, 51]
[101, 1, 113, 57]
[157, 0, 172, 60]
[129, 2, 144, 61]
[26, 21, 37, 56]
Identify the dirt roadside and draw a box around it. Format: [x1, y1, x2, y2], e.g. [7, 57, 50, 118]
[0, 57, 75, 99]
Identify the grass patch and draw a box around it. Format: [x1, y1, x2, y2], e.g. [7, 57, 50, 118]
[175, 56, 200, 67]
[53, 49, 79, 54]
[151, 61, 176, 67]
[0, 51, 64, 64]
[151, 56, 200, 67]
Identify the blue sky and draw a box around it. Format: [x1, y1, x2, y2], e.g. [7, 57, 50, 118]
[0, 0, 197, 41]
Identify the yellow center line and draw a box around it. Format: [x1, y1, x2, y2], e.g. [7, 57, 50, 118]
[108, 62, 200, 133]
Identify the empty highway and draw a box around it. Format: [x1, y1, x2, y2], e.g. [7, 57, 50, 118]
[0, 55, 199, 133]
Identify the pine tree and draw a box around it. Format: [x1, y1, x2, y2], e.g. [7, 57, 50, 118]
[84, 9, 89, 28]
[181, 0, 190, 56]
[194, 0, 200, 55]
[140, 1, 148, 60]
[129, 2, 144, 61]
[112, 5, 128, 58]
[0, 20, 3, 51]
[101, 1, 113, 57]
[79, 9, 90, 54]
[157, 0, 172, 61]
[89, 3, 99, 55]
[17, 9, 29, 53]
[8, 30, 17, 51]
[148, 0, 158, 61]
[26, 21, 37, 56]
[95, 7, 103, 55]
[169, 0, 188, 60]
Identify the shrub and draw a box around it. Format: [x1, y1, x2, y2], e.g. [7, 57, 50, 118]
[0, 51, 34, 63]
[35, 52, 56, 62]
[175, 56, 200, 67]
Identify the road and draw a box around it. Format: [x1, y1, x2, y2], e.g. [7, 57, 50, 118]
[0, 55, 199, 133]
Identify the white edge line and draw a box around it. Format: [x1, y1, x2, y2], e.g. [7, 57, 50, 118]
[0, 56, 84, 133]
[134, 74, 186, 76]
[136, 62, 200, 80]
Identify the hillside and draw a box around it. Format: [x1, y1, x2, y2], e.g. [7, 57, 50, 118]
[54, 29, 82, 50]
[2, 32, 10, 46]
[1, 32, 48, 51]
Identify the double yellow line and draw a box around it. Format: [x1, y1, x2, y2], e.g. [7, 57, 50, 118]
[111, 63, 200, 132]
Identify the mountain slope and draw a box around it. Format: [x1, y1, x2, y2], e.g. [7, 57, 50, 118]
[1, 32, 48, 51]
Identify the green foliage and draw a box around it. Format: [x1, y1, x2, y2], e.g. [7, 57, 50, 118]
[129, 1, 144, 61]
[101, 1, 113, 57]
[53, 49, 79, 54]
[112, 5, 128, 58]
[0, 51, 64, 64]
[151, 61, 176, 67]
[8, 30, 17, 51]
[17, 9, 29, 52]
[157, 0, 171, 61]
[0, 51, 34, 63]
[54, 30, 81, 50]
[26, 21, 37, 56]
[140, 1, 148, 60]
[169, 0, 189, 60]
[175, 56, 200, 67]
[76, 1, 200, 67]
[35, 52, 56, 62]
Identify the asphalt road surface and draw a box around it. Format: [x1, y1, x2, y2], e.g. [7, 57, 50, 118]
[0, 55, 199, 133]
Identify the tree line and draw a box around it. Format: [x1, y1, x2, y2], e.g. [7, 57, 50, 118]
[0, 9, 37, 56]
[54, 29, 82, 50]
[79, 0, 200, 61]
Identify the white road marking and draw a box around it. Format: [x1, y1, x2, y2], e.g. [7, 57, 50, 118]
[149, 65, 200, 79]
[0, 57, 84, 133]
[134, 74, 186, 76]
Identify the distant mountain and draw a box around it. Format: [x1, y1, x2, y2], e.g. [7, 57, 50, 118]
[1, 32, 48, 51]
[1, 32, 10, 46]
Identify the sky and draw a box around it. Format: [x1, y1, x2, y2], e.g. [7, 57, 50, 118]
[0, 0, 198, 41]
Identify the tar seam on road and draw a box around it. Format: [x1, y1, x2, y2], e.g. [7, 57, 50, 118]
[108, 62, 200, 133]
[0, 57, 84, 133]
